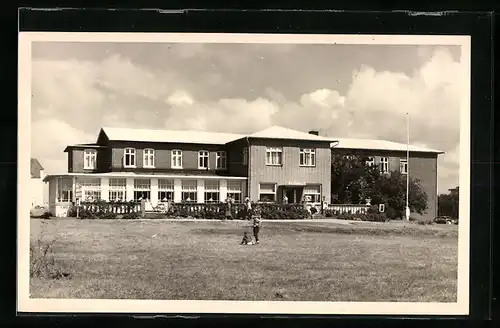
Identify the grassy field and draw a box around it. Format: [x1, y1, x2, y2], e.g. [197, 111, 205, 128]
[30, 218, 458, 302]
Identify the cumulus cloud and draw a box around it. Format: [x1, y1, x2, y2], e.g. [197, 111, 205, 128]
[31, 118, 95, 173]
[30, 44, 462, 194]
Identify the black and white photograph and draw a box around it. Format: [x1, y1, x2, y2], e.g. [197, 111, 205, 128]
[18, 32, 470, 315]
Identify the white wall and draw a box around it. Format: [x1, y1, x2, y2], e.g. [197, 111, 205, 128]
[30, 177, 44, 208]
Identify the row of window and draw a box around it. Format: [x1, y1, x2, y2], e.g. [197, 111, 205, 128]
[263, 147, 316, 166]
[83, 149, 228, 170]
[83, 148, 408, 173]
[56, 177, 243, 203]
[363, 156, 408, 174]
[83, 147, 313, 170]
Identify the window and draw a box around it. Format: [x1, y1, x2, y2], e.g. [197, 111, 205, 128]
[243, 147, 249, 165]
[57, 177, 73, 202]
[84, 149, 97, 170]
[109, 178, 127, 201]
[266, 147, 282, 165]
[227, 180, 242, 203]
[204, 180, 220, 203]
[133, 178, 151, 201]
[158, 179, 174, 202]
[365, 156, 375, 167]
[400, 158, 408, 174]
[124, 148, 136, 167]
[80, 177, 101, 201]
[198, 150, 209, 169]
[299, 148, 316, 166]
[171, 150, 183, 168]
[303, 185, 321, 203]
[181, 180, 197, 202]
[259, 183, 276, 202]
[380, 157, 389, 173]
[143, 149, 155, 168]
[216, 151, 227, 169]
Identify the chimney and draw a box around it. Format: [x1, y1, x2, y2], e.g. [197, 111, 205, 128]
[308, 130, 319, 136]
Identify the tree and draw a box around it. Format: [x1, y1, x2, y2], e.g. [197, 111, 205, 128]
[330, 154, 379, 204]
[369, 171, 428, 219]
[438, 186, 459, 219]
[331, 155, 428, 219]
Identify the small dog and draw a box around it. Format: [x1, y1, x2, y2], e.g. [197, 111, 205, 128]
[240, 231, 253, 245]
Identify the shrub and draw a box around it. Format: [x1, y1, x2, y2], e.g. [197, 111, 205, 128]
[122, 211, 141, 220]
[67, 206, 77, 217]
[324, 210, 335, 218]
[367, 205, 380, 214]
[417, 220, 434, 226]
[257, 204, 310, 220]
[30, 224, 70, 279]
[336, 212, 389, 222]
[385, 206, 399, 220]
[40, 212, 52, 219]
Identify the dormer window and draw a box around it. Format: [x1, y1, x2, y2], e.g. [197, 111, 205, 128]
[143, 149, 155, 168]
[216, 151, 227, 169]
[171, 150, 183, 169]
[124, 148, 136, 168]
[84, 149, 97, 170]
[198, 150, 209, 169]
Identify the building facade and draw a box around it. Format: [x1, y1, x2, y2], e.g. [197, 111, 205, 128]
[43, 126, 443, 220]
[44, 126, 335, 217]
[330, 138, 443, 221]
[30, 158, 45, 208]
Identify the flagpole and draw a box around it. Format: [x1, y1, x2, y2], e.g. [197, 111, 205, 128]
[406, 112, 410, 221]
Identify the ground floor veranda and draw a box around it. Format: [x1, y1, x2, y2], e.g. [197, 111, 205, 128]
[44, 172, 329, 217]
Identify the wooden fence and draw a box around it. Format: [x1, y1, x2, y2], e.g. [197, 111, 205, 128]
[79, 200, 370, 217]
[79, 201, 142, 214]
[326, 204, 370, 215]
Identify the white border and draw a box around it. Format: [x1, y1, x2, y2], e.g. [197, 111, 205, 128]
[18, 32, 471, 315]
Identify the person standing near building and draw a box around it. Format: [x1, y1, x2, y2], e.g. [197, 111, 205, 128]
[252, 207, 262, 244]
[244, 197, 252, 220]
[282, 194, 288, 204]
[225, 195, 233, 220]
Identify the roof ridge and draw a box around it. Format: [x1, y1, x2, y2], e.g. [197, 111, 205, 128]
[102, 126, 246, 135]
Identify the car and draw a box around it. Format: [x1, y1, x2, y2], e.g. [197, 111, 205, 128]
[433, 216, 454, 224]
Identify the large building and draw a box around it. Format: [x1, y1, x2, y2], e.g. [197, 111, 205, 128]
[43, 126, 443, 220]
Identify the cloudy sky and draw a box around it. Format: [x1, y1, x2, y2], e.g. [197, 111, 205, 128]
[30, 40, 462, 194]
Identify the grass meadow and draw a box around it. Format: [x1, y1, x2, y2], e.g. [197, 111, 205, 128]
[29, 218, 458, 302]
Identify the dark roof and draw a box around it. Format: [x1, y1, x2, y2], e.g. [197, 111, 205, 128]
[64, 144, 107, 152]
[30, 158, 44, 178]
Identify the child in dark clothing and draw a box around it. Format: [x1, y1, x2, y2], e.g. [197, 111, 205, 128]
[240, 231, 252, 245]
[252, 208, 262, 244]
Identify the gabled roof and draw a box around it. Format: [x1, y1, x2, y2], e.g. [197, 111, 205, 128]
[100, 126, 245, 145]
[30, 158, 44, 178]
[248, 126, 337, 142]
[331, 138, 444, 154]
